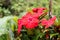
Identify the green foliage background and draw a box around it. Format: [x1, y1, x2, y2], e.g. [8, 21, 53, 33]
[0, 0, 60, 40]
[0, 0, 60, 17]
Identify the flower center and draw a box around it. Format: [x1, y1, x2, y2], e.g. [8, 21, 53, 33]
[29, 17, 33, 21]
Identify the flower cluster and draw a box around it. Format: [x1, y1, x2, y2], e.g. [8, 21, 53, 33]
[40, 16, 56, 28]
[18, 7, 56, 34]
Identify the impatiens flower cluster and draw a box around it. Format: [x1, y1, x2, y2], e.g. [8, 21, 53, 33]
[18, 13, 39, 33]
[40, 16, 56, 28]
[18, 7, 56, 34]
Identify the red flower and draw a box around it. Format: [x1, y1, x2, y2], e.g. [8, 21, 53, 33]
[18, 19, 23, 34]
[24, 16, 39, 29]
[18, 13, 39, 33]
[32, 7, 47, 18]
[23, 8, 47, 19]
[32, 7, 47, 13]
[32, 8, 38, 13]
[41, 16, 56, 28]
[18, 7, 47, 34]
[23, 14, 39, 29]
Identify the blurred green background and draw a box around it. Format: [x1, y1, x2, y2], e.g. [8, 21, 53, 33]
[0, 0, 60, 40]
[0, 0, 60, 17]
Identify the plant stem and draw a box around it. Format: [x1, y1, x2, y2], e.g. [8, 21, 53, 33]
[49, 0, 52, 18]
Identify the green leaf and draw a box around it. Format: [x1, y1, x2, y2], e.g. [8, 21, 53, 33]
[0, 16, 12, 36]
[0, 16, 18, 40]
[32, 29, 44, 40]
[50, 33, 59, 39]
[54, 18, 60, 26]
